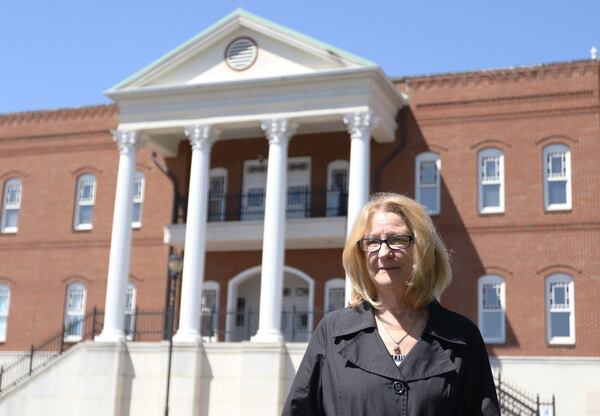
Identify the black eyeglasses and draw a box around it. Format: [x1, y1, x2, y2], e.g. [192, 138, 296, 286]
[356, 235, 414, 252]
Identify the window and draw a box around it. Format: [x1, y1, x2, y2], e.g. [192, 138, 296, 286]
[0, 284, 10, 342]
[201, 281, 219, 341]
[546, 274, 575, 344]
[478, 149, 504, 214]
[543, 144, 571, 211]
[1, 178, 22, 233]
[64, 282, 86, 341]
[415, 152, 441, 215]
[326, 160, 349, 217]
[124, 282, 137, 340]
[74, 174, 96, 230]
[132, 172, 144, 228]
[324, 278, 346, 312]
[208, 168, 227, 222]
[477, 275, 505, 343]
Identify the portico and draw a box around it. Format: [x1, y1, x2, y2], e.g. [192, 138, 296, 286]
[100, 9, 403, 343]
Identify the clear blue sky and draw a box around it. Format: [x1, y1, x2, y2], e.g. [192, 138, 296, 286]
[1, 0, 598, 113]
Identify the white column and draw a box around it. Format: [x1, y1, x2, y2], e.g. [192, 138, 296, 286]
[251, 119, 296, 343]
[173, 125, 219, 343]
[97, 130, 141, 342]
[343, 110, 379, 303]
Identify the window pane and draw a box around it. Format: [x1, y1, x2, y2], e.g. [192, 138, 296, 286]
[328, 287, 345, 311]
[548, 181, 567, 205]
[482, 311, 502, 339]
[6, 185, 21, 205]
[420, 161, 437, 185]
[419, 187, 438, 213]
[79, 180, 95, 202]
[482, 184, 500, 208]
[133, 175, 144, 201]
[210, 176, 225, 197]
[483, 283, 501, 309]
[78, 206, 94, 225]
[551, 311, 571, 337]
[551, 284, 569, 308]
[132, 202, 141, 223]
[0, 289, 9, 313]
[483, 157, 499, 180]
[68, 290, 84, 312]
[0, 316, 7, 340]
[4, 210, 19, 228]
[549, 154, 565, 176]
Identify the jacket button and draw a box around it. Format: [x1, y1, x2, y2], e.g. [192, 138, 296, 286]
[392, 381, 406, 395]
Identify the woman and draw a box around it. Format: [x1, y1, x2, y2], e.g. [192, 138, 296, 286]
[282, 193, 500, 416]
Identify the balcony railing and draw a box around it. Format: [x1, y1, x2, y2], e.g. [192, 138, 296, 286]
[207, 189, 348, 222]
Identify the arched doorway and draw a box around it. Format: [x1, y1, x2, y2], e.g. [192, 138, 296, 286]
[225, 265, 314, 341]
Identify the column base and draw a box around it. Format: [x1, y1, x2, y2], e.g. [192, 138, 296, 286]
[95, 328, 126, 343]
[173, 329, 202, 344]
[250, 329, 284, 343]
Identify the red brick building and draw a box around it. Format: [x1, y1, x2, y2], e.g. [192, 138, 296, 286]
[0, 9, 599, 413]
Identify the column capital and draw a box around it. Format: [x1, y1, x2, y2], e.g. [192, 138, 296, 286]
[261, 118, 297, 146]
[184, 125, 220, 151]
[112, 130, 141, 155]
[343, 110, 380, 141]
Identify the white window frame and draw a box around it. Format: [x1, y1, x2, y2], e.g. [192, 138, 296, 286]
[124, 282, 137, 340]
[1, 178, 22, 234]
[200, 281, 220, 342]
[0, 284, 10, 342]
[132, 171, 145, 229]
[208, 167, 228, 222]
[543, 144, 572, 211]
[326, 160, 349, 217]
[415, 152, 441, 215]
[546, 274, 575, 345]
[324, 278, 346, 312]
[478, 149, 504, 214]
[477, 275, 506, 344]
[73, 174, 96, 231]
[64, 282, 87, 342]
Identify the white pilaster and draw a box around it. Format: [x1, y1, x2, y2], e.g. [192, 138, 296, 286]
[343, 110, 379, 303]
[251, 119, 296, 343]
[97, 130, 141, 342]
[173, 125, 219, 343]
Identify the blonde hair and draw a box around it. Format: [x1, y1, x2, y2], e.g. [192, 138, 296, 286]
[342, 192, 451, 310]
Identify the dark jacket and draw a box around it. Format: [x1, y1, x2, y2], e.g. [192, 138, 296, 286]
[282, 300, 500, 416]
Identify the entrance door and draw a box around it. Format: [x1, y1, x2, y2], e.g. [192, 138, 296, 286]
[287, 157, 311, 219]
[242, 160, 267, 221]
[281, 273, 310, 342]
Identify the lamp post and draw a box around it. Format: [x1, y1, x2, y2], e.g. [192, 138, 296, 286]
[164, 252, 183, 416]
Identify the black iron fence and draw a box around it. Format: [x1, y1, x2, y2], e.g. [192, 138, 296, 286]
[207, 188, 348, 222]
[0, 307, 557, 415]
[496, 372, 555, 416]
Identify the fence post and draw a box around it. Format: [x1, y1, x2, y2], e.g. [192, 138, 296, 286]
[536, 394, 540, 415]
[132, 306, 138, 341]
[0, 365, 4, 393]
[28, 345, 34, 376]
[246, 307, 252, 340]
[60, 323, 66, 353]
[552, 394, 555, 416]
[91, 306, 98, 339]
[291, 306, 297, 342]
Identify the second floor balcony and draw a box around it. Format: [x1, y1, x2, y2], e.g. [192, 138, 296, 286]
[164, 188, 349, 251]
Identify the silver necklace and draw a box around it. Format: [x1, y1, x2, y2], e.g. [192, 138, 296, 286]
[376, 314, 419, 356]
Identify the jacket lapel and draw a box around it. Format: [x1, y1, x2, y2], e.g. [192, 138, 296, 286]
[332, 302, 402, 380]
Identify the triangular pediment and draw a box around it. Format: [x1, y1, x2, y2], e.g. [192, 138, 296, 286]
[109, 9, 375, 91]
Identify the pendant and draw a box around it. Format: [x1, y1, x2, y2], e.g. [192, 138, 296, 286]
[394, 345, 402, 355]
